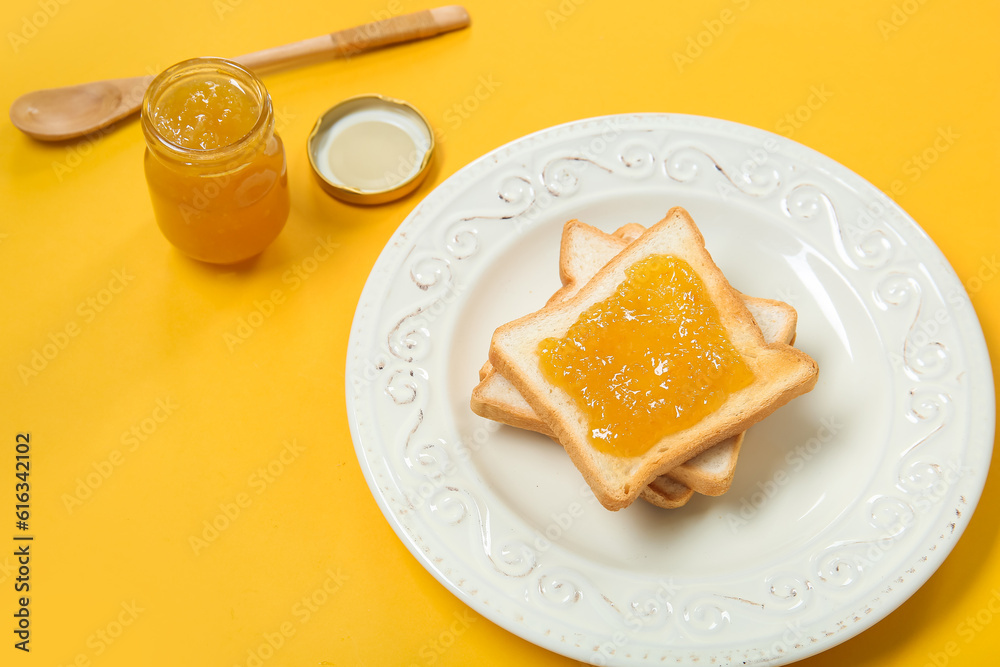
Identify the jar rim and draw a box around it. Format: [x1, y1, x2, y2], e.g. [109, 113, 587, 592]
[141, 57, 273, 164]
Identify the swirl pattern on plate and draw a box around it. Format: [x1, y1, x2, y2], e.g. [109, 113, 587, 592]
[346, 114, 993, 666]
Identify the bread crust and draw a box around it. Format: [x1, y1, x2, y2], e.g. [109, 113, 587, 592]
[488, 208, 819, 510]
[641, 475, 694, 509]
[471, 221, 798, 501]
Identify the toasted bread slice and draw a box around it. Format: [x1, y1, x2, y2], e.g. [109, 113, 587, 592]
[488, 207, 818, 510]
[553, 222, 641, 293]
[472, 222, 797, 500]
[612, 223, 646, 243]
[642, 475, 694, 509]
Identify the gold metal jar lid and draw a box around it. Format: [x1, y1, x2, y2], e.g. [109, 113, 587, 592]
[307, 94, 435, 204]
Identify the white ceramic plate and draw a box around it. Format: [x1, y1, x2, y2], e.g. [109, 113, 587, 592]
[345, 114, 994, 665]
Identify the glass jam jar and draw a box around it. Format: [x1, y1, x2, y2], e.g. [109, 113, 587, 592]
[141, 57, 290, 264]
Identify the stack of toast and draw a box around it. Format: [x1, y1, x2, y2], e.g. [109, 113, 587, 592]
[471, 207, 818, 511]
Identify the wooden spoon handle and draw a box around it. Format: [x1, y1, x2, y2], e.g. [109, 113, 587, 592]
[234, 5, 470, 71]
[9, 6, 469, 141]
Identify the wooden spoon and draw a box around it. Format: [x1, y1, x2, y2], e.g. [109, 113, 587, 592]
[10, 5, 470, 142]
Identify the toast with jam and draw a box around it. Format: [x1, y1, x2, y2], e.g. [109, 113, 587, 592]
[472, 220, 798, 504]
[486, 207, 818, 511]
[472, 220, 798, 505]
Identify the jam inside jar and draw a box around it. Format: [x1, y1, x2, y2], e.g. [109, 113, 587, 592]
[141, 57, 290, 264]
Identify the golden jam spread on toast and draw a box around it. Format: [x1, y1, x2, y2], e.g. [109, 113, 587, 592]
[537, 254, 754, 457]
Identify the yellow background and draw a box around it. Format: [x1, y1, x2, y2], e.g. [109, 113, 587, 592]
[2, 0, 998, 665]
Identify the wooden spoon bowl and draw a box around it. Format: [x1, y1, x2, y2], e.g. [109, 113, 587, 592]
[10, 76, 153, 141]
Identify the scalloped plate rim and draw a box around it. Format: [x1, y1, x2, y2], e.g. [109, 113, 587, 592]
[344, 112, 995, 666]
